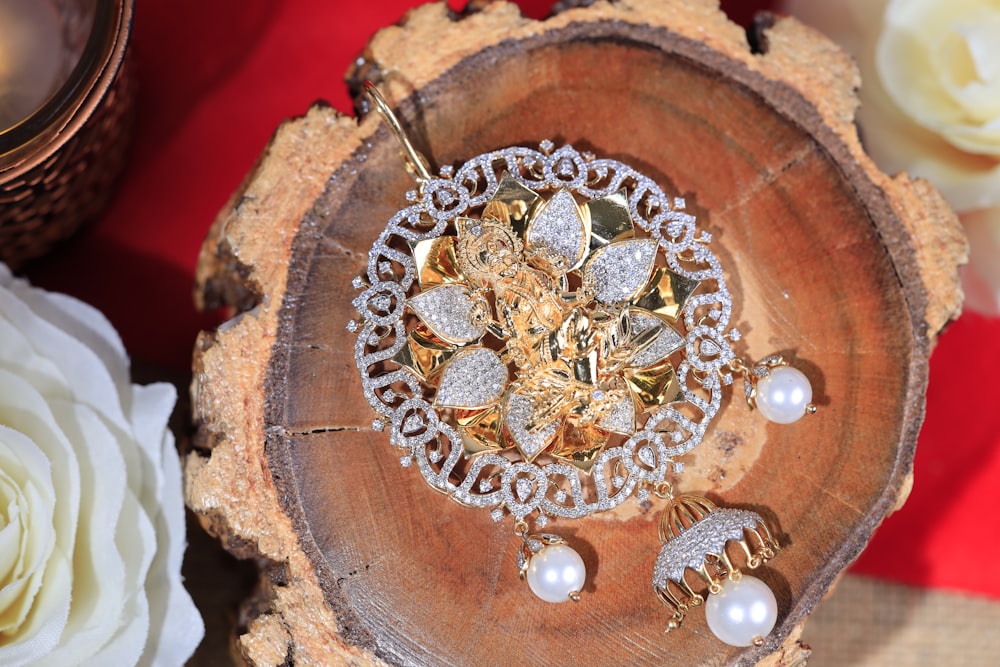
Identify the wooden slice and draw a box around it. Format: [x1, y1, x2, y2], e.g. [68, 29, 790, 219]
[186, 1, 966, 665]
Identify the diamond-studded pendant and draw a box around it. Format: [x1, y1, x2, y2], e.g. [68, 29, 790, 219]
[351, 84, 819, 627]
[652, 494, 780, 646]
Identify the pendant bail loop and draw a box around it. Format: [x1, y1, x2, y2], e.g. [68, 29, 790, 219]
[364, 81, 433, 184]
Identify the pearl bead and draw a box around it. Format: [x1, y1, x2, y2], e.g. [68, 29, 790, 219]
[705, 575, 778, 647]
[755, 366, 812, 424]
[526, 544, 586, 603]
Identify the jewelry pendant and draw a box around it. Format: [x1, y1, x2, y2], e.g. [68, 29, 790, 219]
[653, 494, 780, 646]
[351, 84, 819, 634]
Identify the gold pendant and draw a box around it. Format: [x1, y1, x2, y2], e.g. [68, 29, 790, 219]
[350, 84, 819, 626]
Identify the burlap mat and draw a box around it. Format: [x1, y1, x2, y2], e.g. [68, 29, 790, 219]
[803, 574, 998, 666]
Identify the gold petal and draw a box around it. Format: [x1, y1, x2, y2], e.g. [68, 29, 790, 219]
[586, 189, 634, 248]
[631, 266, 701, 322]
[625, 359, 683, 412]
[524, 188, 591, 274]
[551, 421, 607, 474]
[483, 171, 542, 236]
[456, 406, 506, 457]
[409, 236, 462, 289]
[389, 326, 456, 383]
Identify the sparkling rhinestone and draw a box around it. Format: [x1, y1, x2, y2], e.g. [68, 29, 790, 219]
[352, 276, 365, 289]
[436, 189, 456, 206]
[536, 515, 549, 528]
[722, 373, 733, 386]
[674, 197, 686, 209]
[405, 190, 418, 202]
[528, 539, 543, 553]
[710, 309, 722, 320]
[673, 461, 685, 474]
[729, 328, 742, 341]
[592, 389, 606, 401]
[367, 333, 380, 346]
[701, 231, 713, 243]
[428, 449, 443, 463]
[400, 456, 412, 467]
[516, 478, 534, 502]
[637, 488, 650, 502]
[554, 489, 568, 503]
[378, 260, 392, 275]
[539, 139, 555, 153]
[638, 445, 656, 468]
[479, 479, 493, 493]
[612, 475, 626, 488]
[440, 165, 454, 177]
[491, 509, 505, 522]
[701, 340, 721, 356]
[346, 320, 359, 333]
[672, 432, 684, 443]
[382, 389, 396, 401]
[372, 419, 385, 432]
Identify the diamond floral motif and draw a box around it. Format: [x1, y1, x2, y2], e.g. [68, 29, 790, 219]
[390, 174, 699, 472]
[353, 143, 739, 523]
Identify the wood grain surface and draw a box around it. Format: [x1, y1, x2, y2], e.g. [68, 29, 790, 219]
[185, 1, 966, 664]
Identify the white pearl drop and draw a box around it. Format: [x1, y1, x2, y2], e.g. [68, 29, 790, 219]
[704, 575, 778, 647]
[755, 366, 812, 424]
[526, 544, 586, 603]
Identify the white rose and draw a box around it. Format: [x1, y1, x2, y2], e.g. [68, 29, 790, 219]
[786, 0, 1000, 314]
[0, 263, 203, 665]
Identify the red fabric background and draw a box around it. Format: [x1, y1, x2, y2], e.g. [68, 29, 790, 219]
[22, 0, 1000, 599]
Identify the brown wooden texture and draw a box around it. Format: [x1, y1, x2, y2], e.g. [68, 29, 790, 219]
[186, 1, 966, 665]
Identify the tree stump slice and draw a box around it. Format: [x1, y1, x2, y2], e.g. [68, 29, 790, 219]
[186, 1, 966, 665]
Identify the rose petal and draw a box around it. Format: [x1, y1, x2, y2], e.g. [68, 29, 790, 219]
[0, 426, 70, 666]
[0, 280, 130, 434]
[41, 402, 128, 664]
[0, 370, 80, 564]
[141, 427, 203, 666]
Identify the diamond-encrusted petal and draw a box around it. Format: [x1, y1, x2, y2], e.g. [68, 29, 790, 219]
[505, 392, 559, 460]
[584, 238, 658, 304]
[409, 284, 487, 345]
[434, 348, 508, 409]
[628, 311, 685, 368]
[596, 394, 636, 435]
[524, 188, 590, 272]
